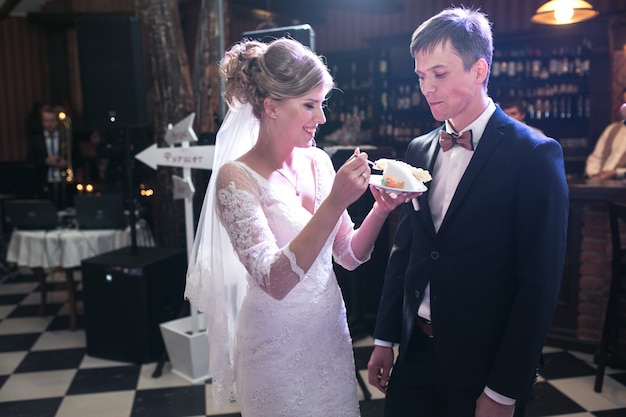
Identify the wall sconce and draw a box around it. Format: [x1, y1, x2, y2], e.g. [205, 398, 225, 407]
[531, 0, 598, 25]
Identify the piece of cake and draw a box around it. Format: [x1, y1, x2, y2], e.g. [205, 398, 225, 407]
[374, 159, 432, 190]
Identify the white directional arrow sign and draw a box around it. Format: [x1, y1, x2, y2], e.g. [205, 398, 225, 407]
[137, 113, 216, 338]
[164, 113, 198, 145]
[135, 143, 215, 170]
[172, 174, 195, 200]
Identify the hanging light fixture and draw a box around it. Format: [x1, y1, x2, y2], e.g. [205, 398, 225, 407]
[531, 0, 598, 25]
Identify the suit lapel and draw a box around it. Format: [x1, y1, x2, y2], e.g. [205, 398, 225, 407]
[411, 128, 441, 237]
[440, 109, 508, 230]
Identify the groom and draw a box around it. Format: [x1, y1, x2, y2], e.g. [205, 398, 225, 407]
[368, 7, 569, 417]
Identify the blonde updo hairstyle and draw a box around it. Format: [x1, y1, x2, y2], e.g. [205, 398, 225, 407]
[219, 37, 334, 120]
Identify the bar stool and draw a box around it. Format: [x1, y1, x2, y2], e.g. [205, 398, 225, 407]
[594, 200, 626, 392]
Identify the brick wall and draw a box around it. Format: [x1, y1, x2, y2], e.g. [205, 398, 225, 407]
[579, 201, 626, 360]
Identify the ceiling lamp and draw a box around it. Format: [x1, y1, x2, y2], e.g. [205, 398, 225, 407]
[531, 0, 598, 25]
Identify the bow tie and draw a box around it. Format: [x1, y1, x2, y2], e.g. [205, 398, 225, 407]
[439, 130, 474, 152]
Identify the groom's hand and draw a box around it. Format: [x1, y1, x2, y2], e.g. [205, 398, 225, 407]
[367, 345, 394, 394]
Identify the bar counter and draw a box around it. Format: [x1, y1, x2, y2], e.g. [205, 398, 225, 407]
[549, 178, 626, 365]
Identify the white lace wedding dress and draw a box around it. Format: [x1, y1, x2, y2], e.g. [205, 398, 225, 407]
[214, 147, 367, 417]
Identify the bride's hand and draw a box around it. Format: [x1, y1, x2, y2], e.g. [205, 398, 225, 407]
[370, 186, 422, 216]
[328, 150, 371, 209]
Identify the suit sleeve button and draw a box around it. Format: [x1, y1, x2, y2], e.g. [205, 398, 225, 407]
[430, 251, 440, 260]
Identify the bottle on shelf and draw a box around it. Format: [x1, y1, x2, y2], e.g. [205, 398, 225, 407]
[411, 83, 422, 108]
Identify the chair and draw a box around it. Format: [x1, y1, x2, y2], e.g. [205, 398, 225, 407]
[0, 196, 20, 282]
[594, 200, 626, 392]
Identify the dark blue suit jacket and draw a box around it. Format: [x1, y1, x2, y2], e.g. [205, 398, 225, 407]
[373, 106, 569, 401]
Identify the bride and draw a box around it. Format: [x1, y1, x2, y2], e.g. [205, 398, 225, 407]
[185, 37, 420, 417]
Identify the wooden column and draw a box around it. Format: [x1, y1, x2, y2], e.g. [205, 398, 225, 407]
[133, 0, 195, 248]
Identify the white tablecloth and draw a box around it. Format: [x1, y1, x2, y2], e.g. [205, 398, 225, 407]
[7, 229, 132, 269]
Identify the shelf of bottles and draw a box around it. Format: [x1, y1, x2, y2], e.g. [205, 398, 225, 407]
[490, 38, 593, 174]
[372, 44, 439, 157]
[491, 40, 591, 125]
[317, 50, 374, 146]
[322, 33, 595, 173]
[367, 35, 595, 163]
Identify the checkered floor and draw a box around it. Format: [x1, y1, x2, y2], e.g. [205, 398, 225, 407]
[1, 269, 626, 417]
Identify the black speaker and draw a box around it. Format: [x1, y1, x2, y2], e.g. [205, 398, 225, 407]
[242, 24, 316, 51]
[81, 247, 187, 363]
[76, 16, 148, 129]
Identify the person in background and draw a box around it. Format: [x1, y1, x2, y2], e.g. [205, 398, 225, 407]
[584, 87, 626, 180]
[499, 97, 543, 133]
[27, 104, 83, 208]
[367, 7, 569, 417]
[184, 38, 420, 416]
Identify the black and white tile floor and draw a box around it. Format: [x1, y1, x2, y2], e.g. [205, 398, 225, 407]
[1, 269, 626, 417]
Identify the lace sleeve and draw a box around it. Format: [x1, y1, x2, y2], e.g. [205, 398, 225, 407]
[332, 211, 371, 271]
[215, 162, 302, 300]
[314, 150, 372, 271]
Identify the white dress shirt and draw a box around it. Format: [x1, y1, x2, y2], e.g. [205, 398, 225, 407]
[420, 99, 496, 320]
[584, 121, 626, 178]
[45, 131, 62, 183]
[375, 99, 515, 405]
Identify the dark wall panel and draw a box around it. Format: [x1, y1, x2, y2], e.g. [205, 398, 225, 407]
[76, 16, 148, 130]
[0, 17, 49, 162]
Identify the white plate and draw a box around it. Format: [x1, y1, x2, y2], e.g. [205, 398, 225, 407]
[369, 174, 427, 193]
